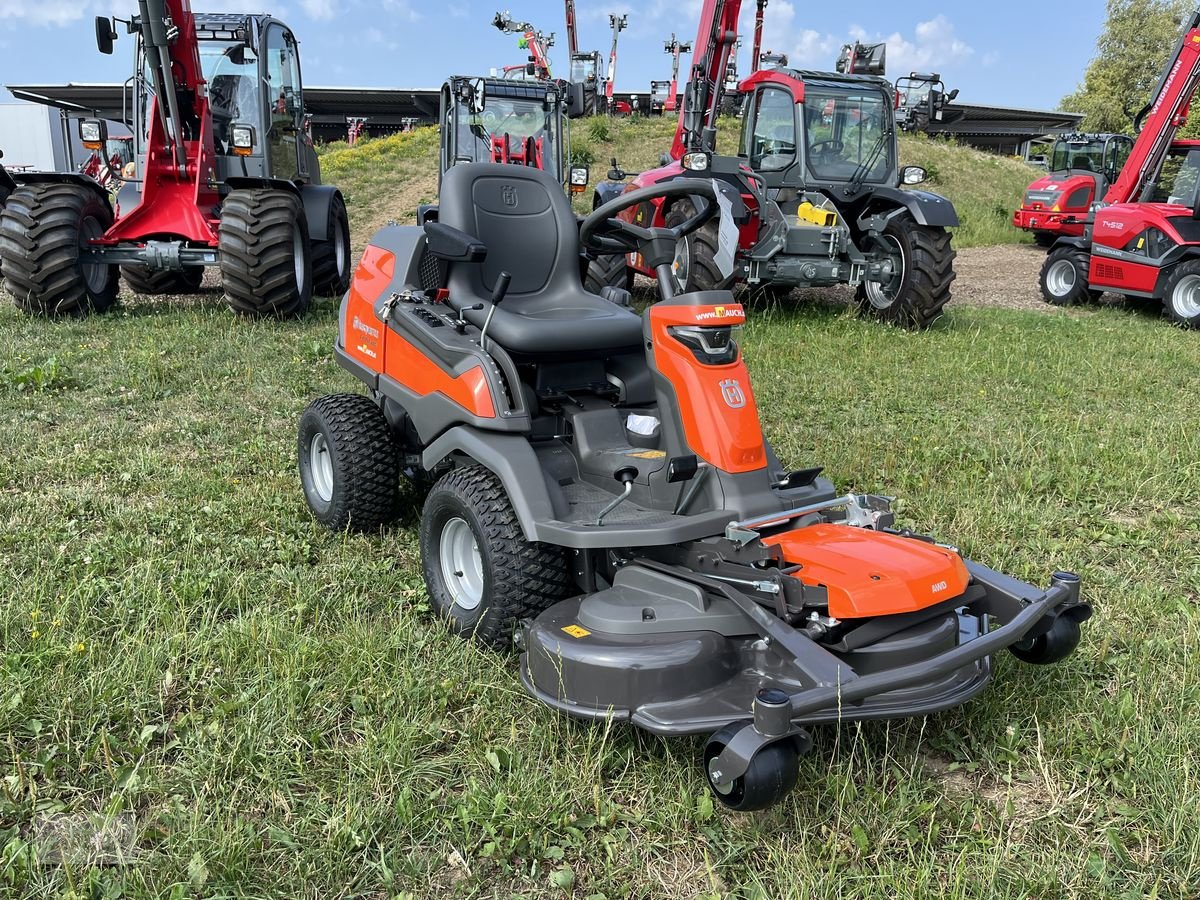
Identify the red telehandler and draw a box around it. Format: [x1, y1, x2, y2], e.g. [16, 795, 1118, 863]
[0, 1, 351, 318]
[493, 11, 556, 81]
[663, 34, 693, 113]
[588, 0, 957, 328]
[1038, 6, 1200, 326]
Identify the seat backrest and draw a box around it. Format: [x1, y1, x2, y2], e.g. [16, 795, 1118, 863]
[438, 162, 580, 305]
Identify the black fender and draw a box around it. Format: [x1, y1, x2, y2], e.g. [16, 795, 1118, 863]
[859, 186, 959, 228]
[0, 163, 15, 197]
[298, 183, 343, 243]
[592, 181, 626, 210]
[1048, 236, 1091, 253]
[421, 427, 559, 542]
[10, 171, 112, 212]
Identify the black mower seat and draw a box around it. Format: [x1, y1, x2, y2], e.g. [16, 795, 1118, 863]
[438, 162, 643, 355]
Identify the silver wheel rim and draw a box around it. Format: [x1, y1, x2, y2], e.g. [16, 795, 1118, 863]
[293, 226, 307, 293]
[672, 236, 691, 292]
[79, 216, 108, 294]
[308, 432, 334, 503]
[335, 222, 348, 277]
[863, 234, 905, 309]
[1171, 273, 1200, 318]
[1045, 258, 1077, 297]
[439, 516, 484, 611]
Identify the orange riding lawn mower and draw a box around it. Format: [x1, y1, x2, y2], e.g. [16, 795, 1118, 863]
[297, 163, 1091, 811]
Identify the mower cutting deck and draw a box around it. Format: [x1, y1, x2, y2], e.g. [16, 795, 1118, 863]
[298, 164, 1091, 811]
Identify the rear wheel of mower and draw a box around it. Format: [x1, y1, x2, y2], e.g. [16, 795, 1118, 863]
[298, 393, 400, 531]
[665, 198, 736, 294]
[1009, 615, 1082, 665]
[219, 188, 313, 317]
[703, 722, 801, 812]
[311, 191, 352, 296]
[855, 214, 955, 329]
[420, 465, 572, 650]
[120, 265, 204, 295]
[1039, 246, 1099, 306]
[1162, 259, 1200, 328]
[0, 183, 118, 316]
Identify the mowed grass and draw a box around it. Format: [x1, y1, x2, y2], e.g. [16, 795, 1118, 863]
[1, 125, 1199, 898]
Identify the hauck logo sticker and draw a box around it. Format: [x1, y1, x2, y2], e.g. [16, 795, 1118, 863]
[696, 305, 744, 322]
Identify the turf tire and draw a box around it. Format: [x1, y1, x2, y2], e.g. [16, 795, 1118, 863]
[121, 265, 204, 295]
[420, 465, 572, 650]
[298, 393, 400, 531]
[1039, 246, 1100, 306]
[0, 182, 119, 315]
[1162, 258, 1200, 328]
[311, 191, 352, 296]
[219, 188, 313, 317]
[855, 214, 955, 329]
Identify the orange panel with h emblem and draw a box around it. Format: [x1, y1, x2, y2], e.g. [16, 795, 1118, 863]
[648, 302, 766, 474]
[342, 245, 394, 372]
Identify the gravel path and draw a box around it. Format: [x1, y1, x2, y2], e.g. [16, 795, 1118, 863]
[950, 243, 1051, 312]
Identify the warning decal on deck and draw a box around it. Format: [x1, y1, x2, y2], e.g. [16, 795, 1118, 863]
[561, 625, 591, 638]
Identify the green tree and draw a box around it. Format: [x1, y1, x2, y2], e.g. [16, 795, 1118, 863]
[1062, 0, 1192, 133]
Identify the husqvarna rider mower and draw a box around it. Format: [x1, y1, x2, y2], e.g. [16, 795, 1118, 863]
[298, 163, 1091, 811]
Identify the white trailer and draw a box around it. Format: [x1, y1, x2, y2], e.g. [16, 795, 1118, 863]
[0, 103, 87, 172]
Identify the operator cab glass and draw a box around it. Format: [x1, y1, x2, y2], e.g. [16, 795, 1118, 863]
[741, 87, 796, 171]
[200, 40, 263, 155]
[451, 94, 560, 182]
[570, 55, 597, 83]
[1150, 147, 1200, 206]
[803, 86, 893, 183]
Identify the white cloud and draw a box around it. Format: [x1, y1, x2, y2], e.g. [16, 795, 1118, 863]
[299, 0, 336, 20]
[0, 0, 103, 26]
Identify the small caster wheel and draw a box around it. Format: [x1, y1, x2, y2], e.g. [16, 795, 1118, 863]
[702, 722, 800, 812]
[1009, 615, 1082, 665]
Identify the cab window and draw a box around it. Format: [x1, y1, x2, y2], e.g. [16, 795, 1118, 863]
[742, 87, 796, 171]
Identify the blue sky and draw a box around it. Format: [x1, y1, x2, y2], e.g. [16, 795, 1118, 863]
[0, 0, 1105, 110]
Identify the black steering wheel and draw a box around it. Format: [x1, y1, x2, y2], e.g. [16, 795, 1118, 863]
[810, 139, 844, 157]
[579, 178, 719, 256]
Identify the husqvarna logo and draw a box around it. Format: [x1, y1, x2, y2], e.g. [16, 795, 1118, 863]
[720, 379, 746, 409]
[501, 185, 518, 208]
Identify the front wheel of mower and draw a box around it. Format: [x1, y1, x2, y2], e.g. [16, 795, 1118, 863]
[420, 465, 572, 650]
[1009, 616, 1082, 665]
[1162, 259, 1200, 328]
[1039, 246, 1100, 306]
[298, 393, 400, 531]
[703, 722, 801, 812]
[0, 183, 118, 316]
[855, 214, 955, 329]
[220, 188, 313, 317]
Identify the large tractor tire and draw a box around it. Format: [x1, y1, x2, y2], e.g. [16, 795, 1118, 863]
[121, 265, 204, 295]
[420, 465, 573, 649]
[1039, 246, 1100, 307]
[664, 197, 736, 294]
[1162, 258, 1200, 328]
[0, 182, 119, 316]
[855, 213, 955, 329]
[219, 188, 313, 318]
[311, 191, 352, 297]
[583, 251, 632, 295]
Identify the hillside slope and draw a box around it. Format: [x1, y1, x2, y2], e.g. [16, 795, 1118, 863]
[319, 116, 1040, 251]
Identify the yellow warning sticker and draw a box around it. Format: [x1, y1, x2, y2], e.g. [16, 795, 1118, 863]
[561, 624, 591, 638]
[629, 450, 667, 459]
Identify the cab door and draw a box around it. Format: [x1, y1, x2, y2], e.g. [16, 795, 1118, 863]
[264, 23, 310, 182]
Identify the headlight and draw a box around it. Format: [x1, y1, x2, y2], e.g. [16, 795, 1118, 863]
[569, 166, 589, 194]
[79, 118, 106, 148]
[682, 152, 710, 172]
[231, 124, 255, 156]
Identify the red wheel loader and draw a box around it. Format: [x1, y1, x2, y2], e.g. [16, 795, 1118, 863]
[0, 0, 351, 317]
[589, 0, 958, 329]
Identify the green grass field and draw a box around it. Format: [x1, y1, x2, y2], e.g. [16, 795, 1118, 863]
[1, 121, 1199, 898]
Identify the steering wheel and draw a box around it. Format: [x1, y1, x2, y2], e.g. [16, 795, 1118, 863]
[810, 139, 844, 157]
[579, 178, 719, 256]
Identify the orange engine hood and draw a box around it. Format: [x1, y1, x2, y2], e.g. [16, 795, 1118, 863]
[763, 524, 970, 620]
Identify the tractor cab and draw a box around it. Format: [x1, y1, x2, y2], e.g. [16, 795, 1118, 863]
[1015, 133, 1134, 243]
[738, 69, 921, 208]
[1049, 133, 1134, 184]
[439, 76, 588, 191]
[895, 73, 959, 133]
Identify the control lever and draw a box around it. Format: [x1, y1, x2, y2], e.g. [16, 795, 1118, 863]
[454, 302, 484, 333]
[479, 271, 512, 347]
[595, 466, 638, 526]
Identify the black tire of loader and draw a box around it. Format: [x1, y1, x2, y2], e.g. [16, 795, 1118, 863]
[219, 188, 313, 317]
[665, 197, 736, 294]
[311, 191, 352, 296]
[121, 265, 204, 295]
[297, 393, 401, 532]
[584, 250, 633, 295]
[420, 465, 573, 650]
[0, 183, 119, 316]
[1039, 245, 1100, 307]
[854, 214, 955, 329]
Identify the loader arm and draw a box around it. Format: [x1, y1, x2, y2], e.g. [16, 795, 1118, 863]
[670, 0, 744, 160]
[750, 0, 766, 74]
[564, 0, 577, 55]
[1104, 7, 1200, 205]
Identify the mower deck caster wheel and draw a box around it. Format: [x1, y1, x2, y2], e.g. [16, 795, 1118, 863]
[1009, 615, 1082, 665]
[703, 722, 801, 812]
